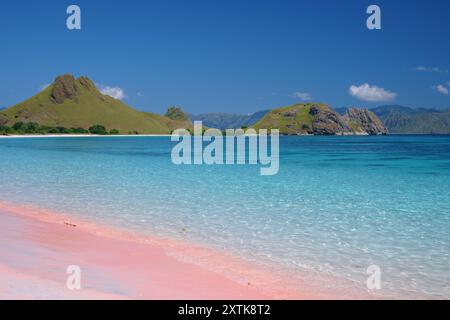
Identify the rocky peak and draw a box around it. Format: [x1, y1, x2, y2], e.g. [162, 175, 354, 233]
[309, 104, 351, 135]
[343, 108, 388, 135]
[78, 76, 97, 92]
[51, 74, 79, 104]
[165, 106, 190, 121]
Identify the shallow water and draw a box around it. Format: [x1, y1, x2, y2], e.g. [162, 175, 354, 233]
[0, 135, 449, 299]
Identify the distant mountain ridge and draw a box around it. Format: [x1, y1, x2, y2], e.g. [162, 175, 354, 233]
[372, 105, 450, 134]
[189, 110, 270, 130]
[338, 105, 450, 134]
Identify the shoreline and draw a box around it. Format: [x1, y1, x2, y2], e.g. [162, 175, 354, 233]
[2, 134, 450, 139]
[0, 201, 350, 300]
[0, 134, 173, 138]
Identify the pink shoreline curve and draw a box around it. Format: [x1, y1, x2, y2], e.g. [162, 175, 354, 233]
[0, 201, 359, 300]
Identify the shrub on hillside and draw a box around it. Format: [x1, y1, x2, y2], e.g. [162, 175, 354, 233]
[89, 125, 108, 135]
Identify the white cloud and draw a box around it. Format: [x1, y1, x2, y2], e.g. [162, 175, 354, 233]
[137, 92, 143, 97]
[39, 83, 50, 91]
[349, 83, 397, 102]
[435, 84, 449, 95]
[415, 66, 441, 72]
[415, 66, 449, 73]
[98, 84, 127, 100]
[293, 91, 312, 101]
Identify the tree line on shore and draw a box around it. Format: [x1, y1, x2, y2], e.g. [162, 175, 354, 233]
[0, 122, 121, 135]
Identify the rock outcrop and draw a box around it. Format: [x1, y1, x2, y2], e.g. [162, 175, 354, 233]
[51, 74, 79, 104]
[343, 108, 388, 135]
[78, 76, 98, 92]
[309, 105, 352, 135]
[165, 106, 190, 122]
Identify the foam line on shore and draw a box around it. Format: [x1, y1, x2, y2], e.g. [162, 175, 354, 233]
[0, 201, 340, 299]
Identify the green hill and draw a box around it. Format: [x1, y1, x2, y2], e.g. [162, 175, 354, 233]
[0, 74, 191, 134]
[253, 103, 316, 134]
[253, 103, 387, 135]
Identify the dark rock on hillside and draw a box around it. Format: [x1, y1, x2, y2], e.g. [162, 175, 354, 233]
[51, 74, 79, 104]
[165, 106, 190, 122]
[310, 105, 351, 135]
[343, 108, 388, 135]
[78, 76, 97, 92]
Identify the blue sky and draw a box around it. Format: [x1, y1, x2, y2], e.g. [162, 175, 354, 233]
[0, 0, 449, 114]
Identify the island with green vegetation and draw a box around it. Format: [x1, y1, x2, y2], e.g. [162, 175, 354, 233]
[0, 74, 393, 137]
[252, 103, 387, 135]
[0, 74, 192, 136]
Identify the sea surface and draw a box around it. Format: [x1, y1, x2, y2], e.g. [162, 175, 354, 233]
[0, 135, 449, 299]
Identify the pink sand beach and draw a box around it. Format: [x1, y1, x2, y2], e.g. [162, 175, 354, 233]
[0, 201, 354, 300]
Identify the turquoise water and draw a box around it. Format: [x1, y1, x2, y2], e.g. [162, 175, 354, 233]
[0, 135, 449, 298]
